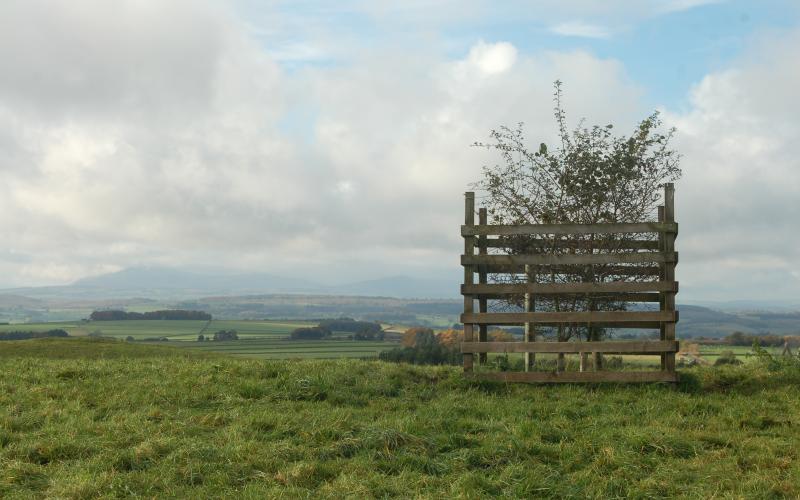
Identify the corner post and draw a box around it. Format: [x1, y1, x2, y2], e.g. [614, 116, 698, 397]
[478, 208, 488, 365]
[663, 183, 677, 375]
[463, 192, 476, 372]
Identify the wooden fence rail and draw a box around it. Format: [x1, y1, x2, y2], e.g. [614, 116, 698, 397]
[460, 183, 679, 383]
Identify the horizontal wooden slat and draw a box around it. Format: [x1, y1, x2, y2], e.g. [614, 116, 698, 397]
[462, 281, 678, 295]
[462, 222, 677, 236]
[463, 252, 677, 266]
[460, 311, 676, 325]
[472, 265, 663, 276]
[465, 292, 661, 302]
[465, 371, 679, 384]
[483, 238, 661, 250]
[461, 340, 678, 354]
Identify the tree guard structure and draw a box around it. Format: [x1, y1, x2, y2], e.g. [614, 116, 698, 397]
[460, 183, 679, 383]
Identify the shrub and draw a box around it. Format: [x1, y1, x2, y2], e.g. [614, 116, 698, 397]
[714, 351, 742, 366]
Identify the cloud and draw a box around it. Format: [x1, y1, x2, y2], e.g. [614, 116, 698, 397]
[550, 21, 611, 39]
[0, 0, 643, 287]
[1, 0, 798, 303]
[663, 28, 800, 300]
[465, 41, 518, 74]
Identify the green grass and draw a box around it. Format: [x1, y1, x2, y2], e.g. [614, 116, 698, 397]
[1, 338, 799, 498]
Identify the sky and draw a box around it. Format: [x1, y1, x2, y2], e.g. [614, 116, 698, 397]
[0, 0, 799, 300]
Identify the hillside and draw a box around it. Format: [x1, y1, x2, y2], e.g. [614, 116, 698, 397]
[0, 338, 798, 497]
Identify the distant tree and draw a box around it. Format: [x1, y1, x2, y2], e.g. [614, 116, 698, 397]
[436, 329, 464, 347]
[212, 330, 238, 341]
[125, 335, 135, 342]
[197, 334, 205, 342]
[402, 327, 435, 347]
[0, 329, 69, 341]
[90, 309, 211, 321]
[488, 329, 515, 342]
[289, 327, 331, 340]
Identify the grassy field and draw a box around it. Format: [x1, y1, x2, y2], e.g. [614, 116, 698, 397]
[0, 337, 799, 497]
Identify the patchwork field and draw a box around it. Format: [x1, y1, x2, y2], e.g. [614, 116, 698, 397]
[1, 320, 781, 364]
[0, 320, 400, 360]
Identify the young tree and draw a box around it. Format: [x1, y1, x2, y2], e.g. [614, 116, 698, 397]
[473, 81, 681, 355]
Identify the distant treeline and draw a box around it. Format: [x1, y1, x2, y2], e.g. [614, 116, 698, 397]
[289, 318, 385, 341]
[90, 310, 212, 321]
[0, 329, 69, 341]
[726, 331, 797, 347]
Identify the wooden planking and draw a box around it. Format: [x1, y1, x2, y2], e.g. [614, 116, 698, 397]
[474, 265, 663, 276]
[465, 292, 661, 302]
[462, 222, 677, 236]
[478, 208, 488, 365]
[462, 281, 678, 295]
[461, 310, 676, 325]
[463, 192, 475, 372]
[465, 371, 679, 384]
[663, 183, 677, 372]
[462, 252, 677, 266]
[461, 340, 678, 354]
[484, 238, 661, 250]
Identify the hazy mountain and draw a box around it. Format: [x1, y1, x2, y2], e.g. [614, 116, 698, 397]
[73, 267, 319, 292]
[328, 275, 458, 299]
[2, 267, 459, 301]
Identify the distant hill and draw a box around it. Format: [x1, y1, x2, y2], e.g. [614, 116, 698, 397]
[328, 275, 458, 299]
[72, 267, 321, 295]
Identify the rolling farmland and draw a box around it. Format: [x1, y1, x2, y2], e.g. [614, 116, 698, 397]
[0, 319, 400, 359]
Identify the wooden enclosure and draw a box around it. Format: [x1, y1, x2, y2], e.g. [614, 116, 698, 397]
[460, 184, 679, 383]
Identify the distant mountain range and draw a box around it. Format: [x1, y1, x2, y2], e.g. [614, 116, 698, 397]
[3, 266, 460, 300]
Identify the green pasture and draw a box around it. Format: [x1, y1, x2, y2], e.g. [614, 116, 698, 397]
[1, 338, 799, 498]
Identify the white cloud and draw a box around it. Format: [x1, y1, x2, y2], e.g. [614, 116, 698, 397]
[1, 0, 798, 303]
[465, 40, 518, 74]
[0, 1, 643, 287]
[550, 21, 610, 39]
[663, 28, 800, 300]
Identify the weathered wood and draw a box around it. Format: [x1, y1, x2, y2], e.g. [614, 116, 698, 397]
[461, 311, 676, 325]
[461, 340, 678, 354]
[524, 265, 535, 371]
[465, 371, 679, 383]
[658, 205, 667, 370]
[471, 264, 664, 276]
[462, 222, 677, 236]
[466, 291, 661, 302]
[662, 183, 677, 372]
[478, 208, 488, 365]
[484, 238, 661, 250]
[462, 252, 677, 267]
[462, 281, 678, 295]
[463, 192, 475, 372]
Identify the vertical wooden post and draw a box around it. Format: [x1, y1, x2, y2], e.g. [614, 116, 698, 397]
[463, 192, 475, 372]
[658, 205, 666, 370]
[663, 184, 677, 374]
[478, 208, 488, 365]
[524, 265, 536, 371]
